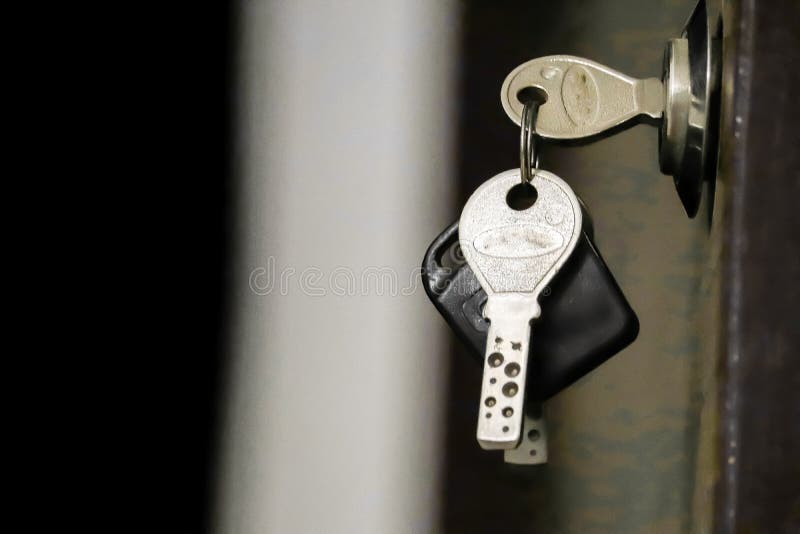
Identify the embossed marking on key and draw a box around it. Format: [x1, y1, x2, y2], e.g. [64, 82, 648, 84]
[459, 169, 582, 449]
[501, 55, 664, 140]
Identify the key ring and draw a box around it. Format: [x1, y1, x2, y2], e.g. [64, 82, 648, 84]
[519, 100, 541, 184]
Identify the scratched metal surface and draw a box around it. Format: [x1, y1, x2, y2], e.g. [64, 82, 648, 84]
[442, 1, 713, 532]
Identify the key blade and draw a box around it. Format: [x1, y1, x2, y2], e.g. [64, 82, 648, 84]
[476, 294, 536, 449]
[504, 406, 548, 465]
[501, 55, 664, 140]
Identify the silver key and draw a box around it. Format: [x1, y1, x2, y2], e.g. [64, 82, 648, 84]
[500, 55, 664, 140]
[504, 405, 548, 465]
[459, 169, 582, 449]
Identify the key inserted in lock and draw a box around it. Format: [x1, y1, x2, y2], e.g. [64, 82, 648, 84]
[501, 55, 664, 140]
[499, 0, 721, 217]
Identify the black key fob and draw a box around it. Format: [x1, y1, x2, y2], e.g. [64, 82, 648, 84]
[422, 219, 638, 401]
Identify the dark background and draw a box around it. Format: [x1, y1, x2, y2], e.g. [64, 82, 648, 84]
[104, 5, 238, 532]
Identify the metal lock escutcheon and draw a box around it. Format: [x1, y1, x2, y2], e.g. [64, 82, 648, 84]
[659, 0, 721, 217]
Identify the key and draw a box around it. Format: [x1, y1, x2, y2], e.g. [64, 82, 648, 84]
[504, 407, 548, 465]
[500, 55, 664, 140]
[459, 168, 583, 449]
[421, 219, 637, 402]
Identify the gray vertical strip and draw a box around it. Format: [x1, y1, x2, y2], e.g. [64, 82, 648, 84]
[213, 1, 459, 533]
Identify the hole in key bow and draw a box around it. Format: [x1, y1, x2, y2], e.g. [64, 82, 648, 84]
[517, 86, 548, 106]
[507, 182, 538, 210]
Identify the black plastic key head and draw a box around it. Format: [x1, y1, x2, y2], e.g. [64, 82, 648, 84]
[422, 220, 638, 401]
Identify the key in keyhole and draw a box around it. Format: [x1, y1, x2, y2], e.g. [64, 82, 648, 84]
[501, 55, 664, 140]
